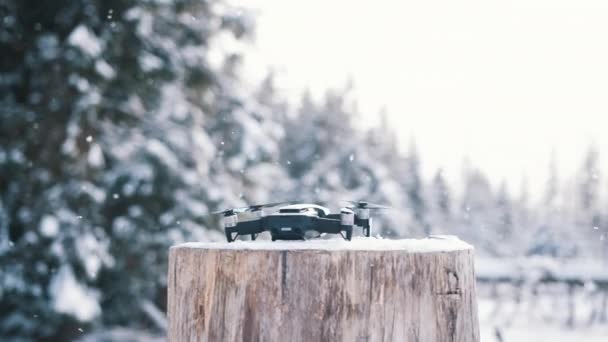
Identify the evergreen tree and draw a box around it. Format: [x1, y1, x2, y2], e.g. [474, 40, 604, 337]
[459, 165, 500, 255]
[495, 181, 514, 251]
[279, 89, 411, 236]
[544, 150, 559, 207]
[362, 110, 413, 236]
[513, 177, 534, 253]
[280, 86, 361, 202]
[579, 145, 600, 212]
[280, 90, 320, 180]
[427, 169, 452, 234]
[0, 0, 277, 339]
[432, 169, 451, 218]
[528, 156, 565, 257]
[402, 141, 428, 234]
[576, 145, 603, 256]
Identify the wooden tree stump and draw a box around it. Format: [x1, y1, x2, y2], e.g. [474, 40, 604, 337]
[167, 236, 479, 342]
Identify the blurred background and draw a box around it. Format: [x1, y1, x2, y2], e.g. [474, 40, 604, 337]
[1, 0, 607, 340]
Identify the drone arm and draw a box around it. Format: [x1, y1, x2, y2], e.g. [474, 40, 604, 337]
[354, 215, 372, 237]
[315, 218, 353, 240]
[314, 218, 343, 234]
[354, 216, 370, 227]
[225, 219, 265, 242]
[230, 219, 264, 234]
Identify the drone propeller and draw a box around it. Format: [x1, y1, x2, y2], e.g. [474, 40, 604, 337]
[244, 201, 298, 212]
[344, 200, 391, 210]
[211, 207, 249, 216]
[213, 201, 297, 216]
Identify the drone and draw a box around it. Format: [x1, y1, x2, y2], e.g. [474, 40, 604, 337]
[213, 201, 390, 242]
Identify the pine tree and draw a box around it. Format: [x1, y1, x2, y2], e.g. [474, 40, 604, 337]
[403, 140, 428, 234]
[427, 169, 452, 234]
[514, 177, 534, 253]
[544, 150, 559, 207]
[576, 145, 603, 256]
[579, 145, 600, 212]
[279, 89, 411, 236]
[432, 169, 451, 218]
[361, 110, 412, 237]
[459, 165, 499, 255]
[495, 181, 514, 252]
[528, 156, 564, 257]
[0, 0, 271, 339]
[280, 86, 361, 202]
[280, 90, 319, 180]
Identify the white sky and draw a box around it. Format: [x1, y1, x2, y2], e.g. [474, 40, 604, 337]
[238, 0, 608, 196]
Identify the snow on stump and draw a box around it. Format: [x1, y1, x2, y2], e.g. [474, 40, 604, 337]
[167, 236, 479, 342]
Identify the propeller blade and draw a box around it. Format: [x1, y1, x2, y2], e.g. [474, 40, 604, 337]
[365, 204, 391, 210]
[245, 201, 298, 212]
[213, 201, 297, 215]
[343, 200, 391, 210]
[211, 207, 248, 215]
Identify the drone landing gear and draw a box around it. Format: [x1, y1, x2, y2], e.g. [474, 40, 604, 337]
[363, 218, 373, 237]
[226, 231, 238, 243]
[226, 232, 259, 242]
[340, 227, 353, 241]
[363, 227, 371, 237]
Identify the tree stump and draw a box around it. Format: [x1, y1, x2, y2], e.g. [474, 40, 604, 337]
[167, 236, 479, 342]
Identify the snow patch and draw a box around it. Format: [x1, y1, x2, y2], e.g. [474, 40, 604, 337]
[476, 256, 608, 282]
[39, 215, 59, 237]
[68, 74, 91, 92]
[76, 232, 113, 279]
[49, 265, 100, 321]
[140, 52, 163, 72]
[95, 59, 116, 79]
[146, 139, 179, 170]
[176, 235, 473, 252]
[88, 143, 104, 167]
[68, 25, 102, 57]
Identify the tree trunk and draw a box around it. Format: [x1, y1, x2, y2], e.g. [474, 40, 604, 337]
[167, 238, 479, 342]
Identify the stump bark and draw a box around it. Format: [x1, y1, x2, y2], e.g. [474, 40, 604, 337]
[167, 237, 479, 342]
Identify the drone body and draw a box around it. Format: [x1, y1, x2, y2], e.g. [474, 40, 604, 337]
[216, 201, 388, 242]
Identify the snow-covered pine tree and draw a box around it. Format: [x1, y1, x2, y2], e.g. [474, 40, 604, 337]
[575, 145, 603, 257]
[360, 111, 413, 237]
[511, 177, 535, 256]
[279, 88, 411, 236]
[528, 154, 571, 257]
[207, 69, 289, 206]
[400, 140, 428, 235]
[0, 0, 281, 339]
[458, 164, 502, 256]
[426, 169, 453, 235]
[280, 87, 360, 203]
[494, 181, 514, 255]
[544, 150, 559, 207]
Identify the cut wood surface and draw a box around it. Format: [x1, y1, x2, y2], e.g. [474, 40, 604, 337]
[167, 236, 479, 342]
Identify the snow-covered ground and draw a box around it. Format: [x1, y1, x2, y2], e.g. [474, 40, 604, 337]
[475, 256, 608, 341]
[476, 257, 608, 283]
[478, 291, 608, 341]
[480, 321, 608, 341]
